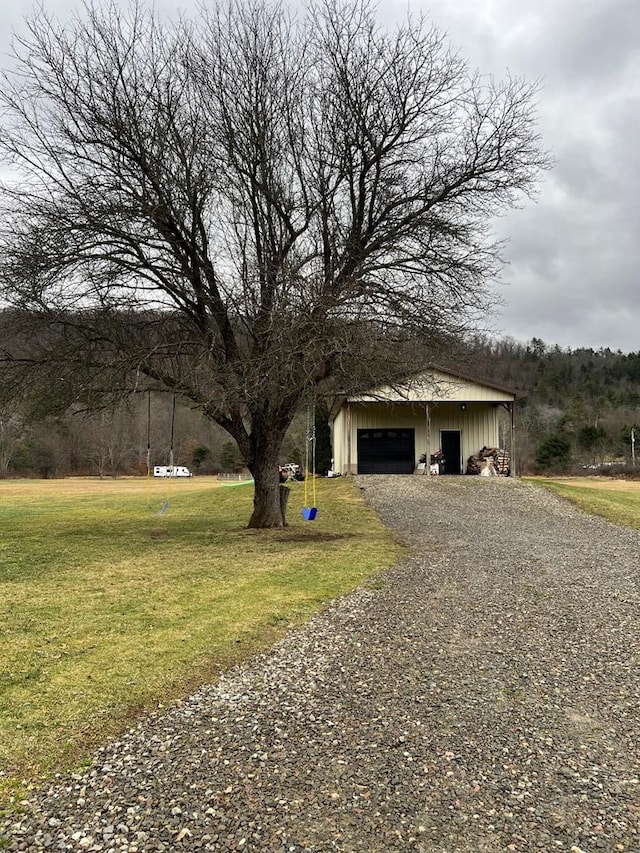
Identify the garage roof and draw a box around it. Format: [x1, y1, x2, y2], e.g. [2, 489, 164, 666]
[330, 365, 522, 416]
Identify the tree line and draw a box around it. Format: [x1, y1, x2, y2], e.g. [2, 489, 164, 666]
[3, 328, 637, 479]
[0, 379, 331, 480]
[467, 336, 640, 473]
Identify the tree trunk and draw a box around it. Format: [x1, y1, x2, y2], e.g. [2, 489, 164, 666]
[248, 459, 290, 528]
[244, 411, 296, 529]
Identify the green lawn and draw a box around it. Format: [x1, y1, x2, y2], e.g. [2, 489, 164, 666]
[0, 476, 401, 805]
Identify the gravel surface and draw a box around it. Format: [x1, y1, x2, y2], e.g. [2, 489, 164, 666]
[2, 476, 639, 852]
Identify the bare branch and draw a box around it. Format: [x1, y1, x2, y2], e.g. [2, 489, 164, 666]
[0, 0, 550, 525]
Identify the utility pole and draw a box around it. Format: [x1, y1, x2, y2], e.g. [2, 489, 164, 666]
[632, 427, 636, 467]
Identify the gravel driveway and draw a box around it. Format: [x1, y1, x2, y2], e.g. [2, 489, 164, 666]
[3, 476, 639, 852]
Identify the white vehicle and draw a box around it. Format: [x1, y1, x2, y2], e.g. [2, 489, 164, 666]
[153, 465, 192, 478]
[279, 462, 304, 482]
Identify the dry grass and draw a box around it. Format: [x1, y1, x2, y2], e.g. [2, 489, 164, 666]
[0, 475, 401, 805]
[532, 475, 640, 494]
[525, 476, 640, 531]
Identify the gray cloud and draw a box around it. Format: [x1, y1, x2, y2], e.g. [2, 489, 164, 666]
[402, 0, 640, 352]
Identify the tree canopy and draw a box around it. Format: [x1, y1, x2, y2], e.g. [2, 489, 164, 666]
[0, 0, 549, 526]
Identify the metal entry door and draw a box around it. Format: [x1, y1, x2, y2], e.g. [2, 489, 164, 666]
[440, 430, 462, 475]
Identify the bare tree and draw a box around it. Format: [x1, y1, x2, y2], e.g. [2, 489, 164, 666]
[82, 405, 137, 478]
[0, 406, 23, 477]
[0, 0, 549, 526]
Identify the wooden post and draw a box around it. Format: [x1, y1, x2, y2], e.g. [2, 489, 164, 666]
[279, 483, 291, 526]
[346, 402, 352, 476]
[425, 402, 431, 475]
[510, 400, 516, 477]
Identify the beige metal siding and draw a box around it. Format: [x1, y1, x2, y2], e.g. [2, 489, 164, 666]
[332, 402, 502, 474]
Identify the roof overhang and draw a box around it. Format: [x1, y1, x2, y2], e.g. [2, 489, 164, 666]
[328, 366, 524, 421]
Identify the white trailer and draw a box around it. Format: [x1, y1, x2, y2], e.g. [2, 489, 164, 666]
[153, 465, 192, 478]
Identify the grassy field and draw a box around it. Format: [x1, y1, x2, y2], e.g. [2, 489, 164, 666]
[0, 475, 401, 805]
[526, 475, 640, 531]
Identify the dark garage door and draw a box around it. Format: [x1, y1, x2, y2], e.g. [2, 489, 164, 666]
[357, 428, 415, 474]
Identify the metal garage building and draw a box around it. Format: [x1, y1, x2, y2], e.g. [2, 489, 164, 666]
[329, 367, 520, 476]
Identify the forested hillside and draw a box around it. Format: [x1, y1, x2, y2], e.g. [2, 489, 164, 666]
[0, 390, 325, 481]
[1, 331, 638, 478]
[467, 337, 640, 473]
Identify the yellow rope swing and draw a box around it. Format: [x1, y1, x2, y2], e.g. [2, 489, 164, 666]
[302, 406, 318, 521]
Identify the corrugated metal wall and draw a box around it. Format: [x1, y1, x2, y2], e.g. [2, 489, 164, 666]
[332, 401, 502, 474]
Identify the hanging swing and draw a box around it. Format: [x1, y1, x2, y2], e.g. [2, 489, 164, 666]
[302, 406, 318, 521]
[146, 391, 176, 516]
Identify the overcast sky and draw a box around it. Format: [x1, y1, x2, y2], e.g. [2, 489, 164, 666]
[1, 0, 638, 353]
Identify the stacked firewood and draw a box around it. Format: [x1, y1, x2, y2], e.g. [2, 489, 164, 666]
[466, 446, 510, 476]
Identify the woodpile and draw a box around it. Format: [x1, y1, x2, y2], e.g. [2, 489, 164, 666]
[466, 446, 510, 476]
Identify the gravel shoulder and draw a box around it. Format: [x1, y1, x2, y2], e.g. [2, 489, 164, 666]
[2, 476, 639, 852]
